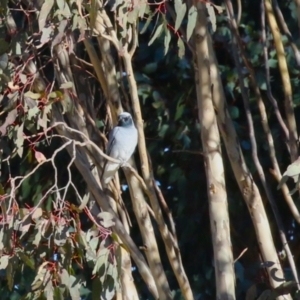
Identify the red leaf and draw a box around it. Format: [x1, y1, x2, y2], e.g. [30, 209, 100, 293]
[35, 151, 46, 163]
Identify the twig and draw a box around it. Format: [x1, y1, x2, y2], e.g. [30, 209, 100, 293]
[234, 248, 248, 263]
[172, 149, 204, 155]
[153, 181, 178, 245]
[129, 21, 138, 58]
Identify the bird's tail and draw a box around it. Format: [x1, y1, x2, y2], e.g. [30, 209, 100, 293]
[101, 161, 120, 184]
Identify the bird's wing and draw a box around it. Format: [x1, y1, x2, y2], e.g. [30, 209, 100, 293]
[106, 127, 120, 156]
[101, 127, 121, 184]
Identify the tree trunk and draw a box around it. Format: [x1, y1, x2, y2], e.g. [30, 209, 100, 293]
[205, 7, 291, 299]
[194, 4, 236, 300]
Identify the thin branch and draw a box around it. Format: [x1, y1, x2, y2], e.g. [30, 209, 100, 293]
[260, 1, 290, 143]
[129, 22, 138, 58]
[264, 0, 299, 162]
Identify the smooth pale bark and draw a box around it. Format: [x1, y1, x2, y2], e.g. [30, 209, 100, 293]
[204, 7, 291, 299]
[194, 4, 236, 300]
[264, 0, 298, 161]
[123, 48, 194, 299]
[124, 164, 173, 300]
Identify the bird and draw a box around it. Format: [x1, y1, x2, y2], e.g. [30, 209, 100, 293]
[101, 112, 138, 185]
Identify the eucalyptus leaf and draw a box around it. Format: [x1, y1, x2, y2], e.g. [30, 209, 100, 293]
[38, 0, 54, 31]
[164, 27, 171, 55]
[174, 0, 187, 32]
[98, 212, 115, 228]
[148, 23, 164, 46]
[187, 5, 197, 42]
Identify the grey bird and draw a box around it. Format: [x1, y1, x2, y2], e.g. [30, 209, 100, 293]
[102, 112, 138, 184]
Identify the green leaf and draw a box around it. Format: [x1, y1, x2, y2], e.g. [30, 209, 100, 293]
[32, 208, 43, 220]
[140, 14, 153, 34]
[44, 270, 54, 300]
[152, 90, 161, 102]
[6, 259, 14, 291]
[16, 123, 24, 158]
[268, 58, 278, 68]
[128, 8, 138, 24]
[92, 248, 109, 275]
[60, 82, 73, 89]
[284, 162, 300, 178]
[148, 23, 164, 46]
[56, 0, 71, 16]
[53, 287, 64, 300]
[206, 3, 216, 32]
[69, 275, 81, 300]
[33, 228, 42, 246]
[11, 38, 21, 56]
[0, 53, 8, 70]
[31, 263, 47, 290]
[86, 229, 98, 243]
[92, 278, 102, 300]
[78, 193, 90, 210]
[38, 0, 54, 31]
[98, 212, 115, 228]
[229, 106, 240, 119]
[16, 252, 35, 269]
[28, 106, 40, 119]
[0, 39, 9, 56]
[178, 36, 185, 58]
[59, 268, 70, 288]
[164, 27, 171, 55]
[152, 101, 163, 109]
[0, 255, 9, 270]
[25, 90, 41, 100]
[115, 246, 122, 280]
[54, 225, 68, 246]
[40, 26, 53, 44]
[101, 274, 116, 300]
[175, 101, 185, 121]
[158, 124, 169, 138]
[21, 177, 31, 200]
[76, 230, 88, 249]
[174, 0, 187, 32]
[0, 230, 5, 251]
[187, 5, 197, 41]
[142, 62, 158, 74]
[19, 215, 32, 238]
[138, 1, 148, 18]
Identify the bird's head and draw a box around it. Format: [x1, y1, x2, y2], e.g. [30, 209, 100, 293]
[117, 112, 134, 127]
